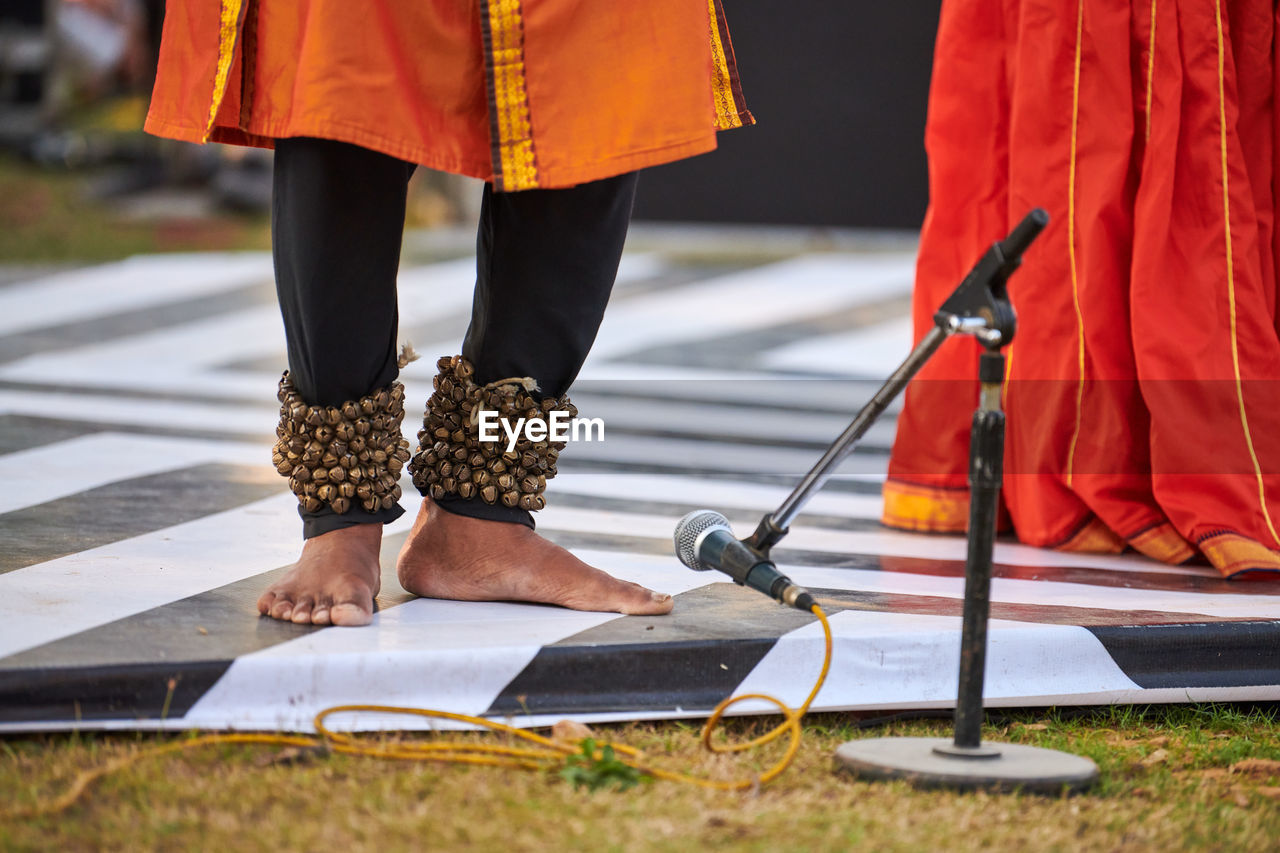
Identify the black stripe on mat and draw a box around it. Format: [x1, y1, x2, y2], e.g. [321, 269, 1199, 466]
[0, 410, 273, 446]
[486, 582, 1280, 717]
[0, 414, 102, 455]
[1086, 622, 1280, 689]
[0, 463, 284, 573]
[0, 533, 414, 725]
[486, 583, 806, 715]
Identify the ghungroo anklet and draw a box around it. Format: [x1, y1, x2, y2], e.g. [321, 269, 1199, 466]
[272, 372, 412, 514]
[408, 355, 573, 511]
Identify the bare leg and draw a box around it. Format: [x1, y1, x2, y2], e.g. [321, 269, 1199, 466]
[263, 137, 413, 625]
[398, 173, 673, 615]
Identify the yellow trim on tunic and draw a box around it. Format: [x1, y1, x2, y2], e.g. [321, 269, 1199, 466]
[486, 0, 538, 191]
[204, 0, 244, 141]
[708, 0, 742, 131]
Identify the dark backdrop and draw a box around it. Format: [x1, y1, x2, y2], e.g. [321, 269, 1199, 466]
[633, 2, 942, 229]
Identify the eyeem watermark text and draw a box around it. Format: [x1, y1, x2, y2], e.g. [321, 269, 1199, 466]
[477, 410, 605, 452]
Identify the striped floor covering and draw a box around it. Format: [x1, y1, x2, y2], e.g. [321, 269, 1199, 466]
[1, 246, 1277, 733]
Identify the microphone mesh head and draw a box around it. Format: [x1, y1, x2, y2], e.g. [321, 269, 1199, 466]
[674, 510, 730, 570]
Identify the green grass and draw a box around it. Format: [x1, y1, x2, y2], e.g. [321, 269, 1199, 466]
[2, 705, 1278, 852]
[0, 153, 269, 263]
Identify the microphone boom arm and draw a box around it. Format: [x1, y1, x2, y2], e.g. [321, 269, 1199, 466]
[746, 208, 1048, 555]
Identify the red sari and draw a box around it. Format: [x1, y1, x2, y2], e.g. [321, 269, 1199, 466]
[885, 0, 1280, 577]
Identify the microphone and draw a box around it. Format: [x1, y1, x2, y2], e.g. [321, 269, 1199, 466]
[674, 511, 816, 612]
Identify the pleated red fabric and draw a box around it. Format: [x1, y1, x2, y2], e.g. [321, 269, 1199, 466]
[885, 0, 1280, 578]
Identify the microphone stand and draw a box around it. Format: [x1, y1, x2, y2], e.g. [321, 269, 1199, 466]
[721, 208, 1097, 791]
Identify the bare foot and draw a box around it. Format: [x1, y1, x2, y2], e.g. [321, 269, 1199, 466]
[257, 524, 383, 626]
[396, 500, 674, 615]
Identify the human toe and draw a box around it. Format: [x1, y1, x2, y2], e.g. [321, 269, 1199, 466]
[329, 600, 373, 627]
[618, 585, 674, 616]
[269, 596, 295, 621]
[289, 596, 315, 624]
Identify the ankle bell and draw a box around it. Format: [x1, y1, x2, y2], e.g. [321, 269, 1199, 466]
[407, 355, 573, 511]
[272, 372, 412, 514]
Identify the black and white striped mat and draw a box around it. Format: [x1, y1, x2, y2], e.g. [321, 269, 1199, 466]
[1, 248, 1277, 733]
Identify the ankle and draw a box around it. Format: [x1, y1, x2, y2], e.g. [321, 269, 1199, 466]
[305, 522, 383, 551]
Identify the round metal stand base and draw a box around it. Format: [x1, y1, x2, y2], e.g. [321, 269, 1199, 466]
[834, 737, 1098, 793]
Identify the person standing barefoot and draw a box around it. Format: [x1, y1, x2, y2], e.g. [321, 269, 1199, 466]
[145, 1, 753, 623]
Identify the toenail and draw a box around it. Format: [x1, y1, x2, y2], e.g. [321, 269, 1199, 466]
[651, 592, 671, 603]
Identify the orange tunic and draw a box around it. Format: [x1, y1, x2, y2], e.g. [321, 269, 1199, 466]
[885, 0, 1280, 578]
[144, 0, 752, 191]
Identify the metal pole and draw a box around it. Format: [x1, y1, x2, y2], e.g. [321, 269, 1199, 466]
[766, 325, 950, 535]
[949, 350, 1005, 752]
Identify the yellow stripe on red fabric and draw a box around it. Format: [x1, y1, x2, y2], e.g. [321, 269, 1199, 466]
[204, 0, 245, 141]
[484, 0, 538, 191]
[1144, 0, 1156, 143]
[1128, 522, 1195, 565]
[1199, 532, 1280, 577]
[881, 480, 970, 534]
[708, 0, 743, 131]
[1064, 0, 1086, 488]
[1211, 0, 1280, 547]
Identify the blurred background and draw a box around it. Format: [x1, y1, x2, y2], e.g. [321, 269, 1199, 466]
[0, 0, 941, 267]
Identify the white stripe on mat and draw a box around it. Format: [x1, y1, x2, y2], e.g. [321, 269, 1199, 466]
[582, 253, 915, 363]
[533, 508, 1280, 617]
[0, 433, 266, 515]
[0, 253, 274, 337]
[182, 552, 711, 732]
[726, 610, 1141, 713]
[535, 505, 1209, 577]
[0, 259, 483, 390]
[762, 316, 914, 379]
[0, 388, 893, 481]
[568, 395, 898, 448]
[0, 493, 412, 659]
[776, 563, 1280, 620]
[552, 471, 886, 519]
[0, 389, 280, 436]
[2, 256, 664, 394]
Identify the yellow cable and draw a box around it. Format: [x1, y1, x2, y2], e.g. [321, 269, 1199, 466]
[4, 605, 833, 816]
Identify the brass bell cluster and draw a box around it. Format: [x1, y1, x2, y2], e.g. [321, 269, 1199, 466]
[408, 355, 572, 511]
[272, 372, 412, 514]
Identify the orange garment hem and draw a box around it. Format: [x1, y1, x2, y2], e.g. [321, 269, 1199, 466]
[1198, 532, 1280, 578]
[144, 115, 720, 190]
[884, 480, 1197, 566]
[881, 479, 969, 534]
[1127, 522, 1196, 565]
[1053, 517, 1126, 555]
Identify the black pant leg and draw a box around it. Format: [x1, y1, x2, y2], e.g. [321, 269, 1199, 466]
[272, 136, 416, 537]
[433, 172, 639, 526]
